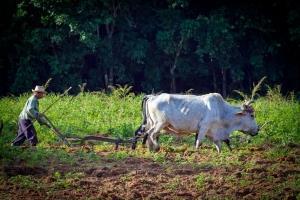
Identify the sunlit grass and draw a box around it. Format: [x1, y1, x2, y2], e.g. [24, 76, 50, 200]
[0, 86, 299, 168]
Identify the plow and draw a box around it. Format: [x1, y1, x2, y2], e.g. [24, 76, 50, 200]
[42, 114, 140, 150]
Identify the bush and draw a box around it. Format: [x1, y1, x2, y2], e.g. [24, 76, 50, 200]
[254, 86, 300, 145]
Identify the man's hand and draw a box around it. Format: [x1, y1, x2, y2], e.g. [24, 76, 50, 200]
[37, 113, 50, 127]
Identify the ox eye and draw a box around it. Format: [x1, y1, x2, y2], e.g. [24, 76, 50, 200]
[250, 114, 254, 118]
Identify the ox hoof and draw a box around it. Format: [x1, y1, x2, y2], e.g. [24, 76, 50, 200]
[149, 146, 160, 152]
[131, 144, 136, 150]
[153, 146, 160, 152]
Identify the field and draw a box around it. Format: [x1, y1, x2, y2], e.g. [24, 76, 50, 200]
[0, 87, 299, 199]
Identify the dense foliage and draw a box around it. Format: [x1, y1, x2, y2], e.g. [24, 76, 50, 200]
[0, 0, 299, 95]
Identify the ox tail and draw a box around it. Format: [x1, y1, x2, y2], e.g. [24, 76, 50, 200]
[141, 95, 150, 125]
[132, 95, 151, 149]
[135, 95, 150, 136]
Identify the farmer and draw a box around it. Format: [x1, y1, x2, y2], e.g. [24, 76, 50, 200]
[11, 85, 48, 146]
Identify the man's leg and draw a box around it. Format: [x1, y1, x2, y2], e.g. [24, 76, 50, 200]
[24, 120, 38, 146]
[11, 120, 27, 146]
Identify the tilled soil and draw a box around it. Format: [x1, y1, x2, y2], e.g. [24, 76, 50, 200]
[0, 145, 299, 200]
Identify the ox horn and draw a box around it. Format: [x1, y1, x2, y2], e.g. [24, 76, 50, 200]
[241, 101, 254, 113]
[244, 100, 254, 106]
[235, 76, 267, 110]
[249, 76, 267, 102]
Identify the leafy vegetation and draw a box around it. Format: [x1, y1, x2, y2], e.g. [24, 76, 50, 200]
[0, 86, 299, 199]
[1, 86, 298, 148]
[1, 0, 299, 96]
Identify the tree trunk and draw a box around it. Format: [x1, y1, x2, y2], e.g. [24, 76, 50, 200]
[210, 58, 217, 92]
[170, 67, 176, 93]
[170, 37, 184, 93]
[104, 0, 119, 91]
[108, 66, 114, 88]
[104, 74, 109, 89]
[212, 69, 217, 92]
[221, 67, 227, 97]
[106, 23, 114, 91]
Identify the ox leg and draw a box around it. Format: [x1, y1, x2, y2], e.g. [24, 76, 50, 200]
[194, 133, 202, 147]
[195, 127, 207, 149]
[142, 133, 148, 148]
[148, 132, 160, 152]
[147, 123, 164, 152]
[223, 139, 232, 151]
[145, 127, 156, 152]
[146, 137, 154, 151]
[146, 134, 160, 152]
[213, 140, 222, 154]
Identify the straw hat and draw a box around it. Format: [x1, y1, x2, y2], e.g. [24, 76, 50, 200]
[32, 85, 46, 93]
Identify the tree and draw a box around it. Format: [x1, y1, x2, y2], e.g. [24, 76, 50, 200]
[195, 11, 236, 96]
[1, 0, 298, 95]
[156, 7, 199, 93]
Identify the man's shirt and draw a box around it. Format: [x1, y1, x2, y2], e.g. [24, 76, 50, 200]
[19, 95, 39, 121]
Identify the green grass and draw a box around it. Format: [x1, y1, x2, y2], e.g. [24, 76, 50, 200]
[195, 173, 206, 189]
[0, 87, 299, 166]
[1, 89, 299, 143]
[8, 175, 43, 189]
[165, 176, 181, 190]
[0, 87, 299, 199]
[0, 92, 142, 143]
[107, 151, 130, 160]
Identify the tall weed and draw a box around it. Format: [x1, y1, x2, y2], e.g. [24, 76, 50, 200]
[254, 86, 300, 145]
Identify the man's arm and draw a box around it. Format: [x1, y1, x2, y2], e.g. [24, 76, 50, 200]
[26, 97, 39, 120]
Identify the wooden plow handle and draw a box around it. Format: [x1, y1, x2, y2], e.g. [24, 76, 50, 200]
[66, 135, 135, 150]
[43, 115, 71, 147]
[43, 115, 140, 150]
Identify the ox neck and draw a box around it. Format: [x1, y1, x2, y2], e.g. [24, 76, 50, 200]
[224, 103, 241, 117]
[223, 104, 244, 132]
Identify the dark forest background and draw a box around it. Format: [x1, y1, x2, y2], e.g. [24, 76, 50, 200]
[0, 0, 299, 96]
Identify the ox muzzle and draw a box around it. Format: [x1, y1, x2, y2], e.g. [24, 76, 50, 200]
[241, 126, 260, 136]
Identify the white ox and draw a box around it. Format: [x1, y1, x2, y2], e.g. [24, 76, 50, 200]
[132, 93, 259, 153]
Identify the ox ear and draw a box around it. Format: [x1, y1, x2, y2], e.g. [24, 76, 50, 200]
[244, 100, 254, 106]
[241, 103, 255, 114]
